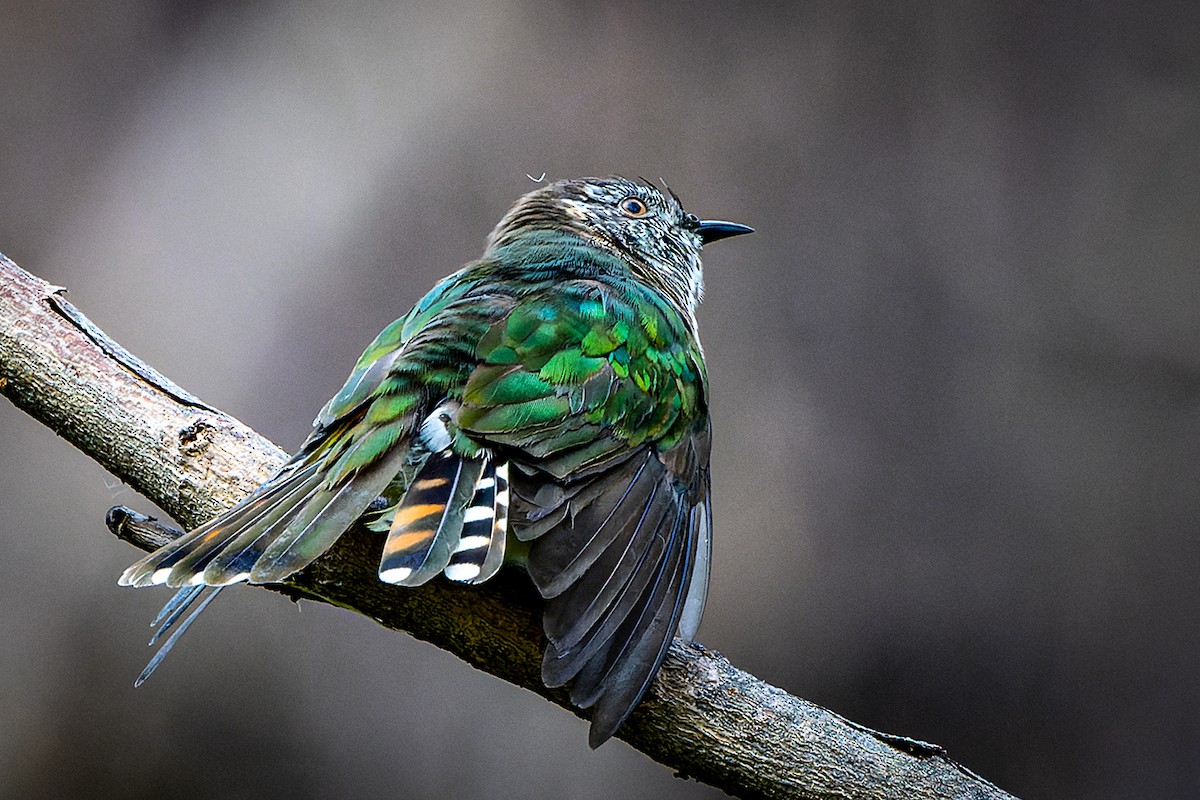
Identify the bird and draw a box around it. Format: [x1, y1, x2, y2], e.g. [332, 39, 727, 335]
[120, 175, 752, 746]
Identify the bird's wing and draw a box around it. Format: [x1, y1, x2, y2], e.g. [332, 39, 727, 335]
[458, 279, 713, 746]
[120, 270, 489, 590]
[312, 267, 478, 430]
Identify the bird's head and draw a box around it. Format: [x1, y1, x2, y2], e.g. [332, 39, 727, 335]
[486, 176, 752, 317]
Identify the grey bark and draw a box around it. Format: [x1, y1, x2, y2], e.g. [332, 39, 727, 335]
[0, 252, 1018, 800]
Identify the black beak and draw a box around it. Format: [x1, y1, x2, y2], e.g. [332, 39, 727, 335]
[696, 219, 754, 245]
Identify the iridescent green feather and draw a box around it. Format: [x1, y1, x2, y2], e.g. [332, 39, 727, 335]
[459, 279, 706, 474]
[314, 270, 480, 429]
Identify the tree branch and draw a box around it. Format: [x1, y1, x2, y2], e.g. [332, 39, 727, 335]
[0, 252, 1018, 800]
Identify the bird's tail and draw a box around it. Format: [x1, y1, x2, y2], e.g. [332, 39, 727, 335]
[374, 453, 511, 587]
[119, 438, 413, 683]
[121, 409, 516, 683]
[133, 584, 223, 686]
[120, 439, 411, 589]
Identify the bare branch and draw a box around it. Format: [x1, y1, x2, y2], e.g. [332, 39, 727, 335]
[0, 253, 1018, 800]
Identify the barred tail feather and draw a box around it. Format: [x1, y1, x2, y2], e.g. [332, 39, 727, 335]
[477, 461, 511, 581]
[379, 452, 483, 586]
[444, 461, 510, 584]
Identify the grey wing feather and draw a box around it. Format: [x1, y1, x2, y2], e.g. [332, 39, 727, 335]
[119, 460, 324, 587]
[249, 442, 411, 583]
[678, 493, 711, 641]
[516, 435, 709, 747]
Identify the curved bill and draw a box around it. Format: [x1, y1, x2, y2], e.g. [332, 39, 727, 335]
[696, 220, 754, 245]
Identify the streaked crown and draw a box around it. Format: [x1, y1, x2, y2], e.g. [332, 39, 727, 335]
[486, 176, 750, 319]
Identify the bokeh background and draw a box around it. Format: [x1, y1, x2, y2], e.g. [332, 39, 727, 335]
[2, 2, 1198, 798]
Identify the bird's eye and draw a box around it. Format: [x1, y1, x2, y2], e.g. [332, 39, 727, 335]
[619, 197, 650, 217]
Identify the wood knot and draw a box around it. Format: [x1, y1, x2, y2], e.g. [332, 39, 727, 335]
[179, 418, 216, 455]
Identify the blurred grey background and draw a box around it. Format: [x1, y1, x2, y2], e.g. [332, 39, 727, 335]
[2, 1, 1198, 798]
